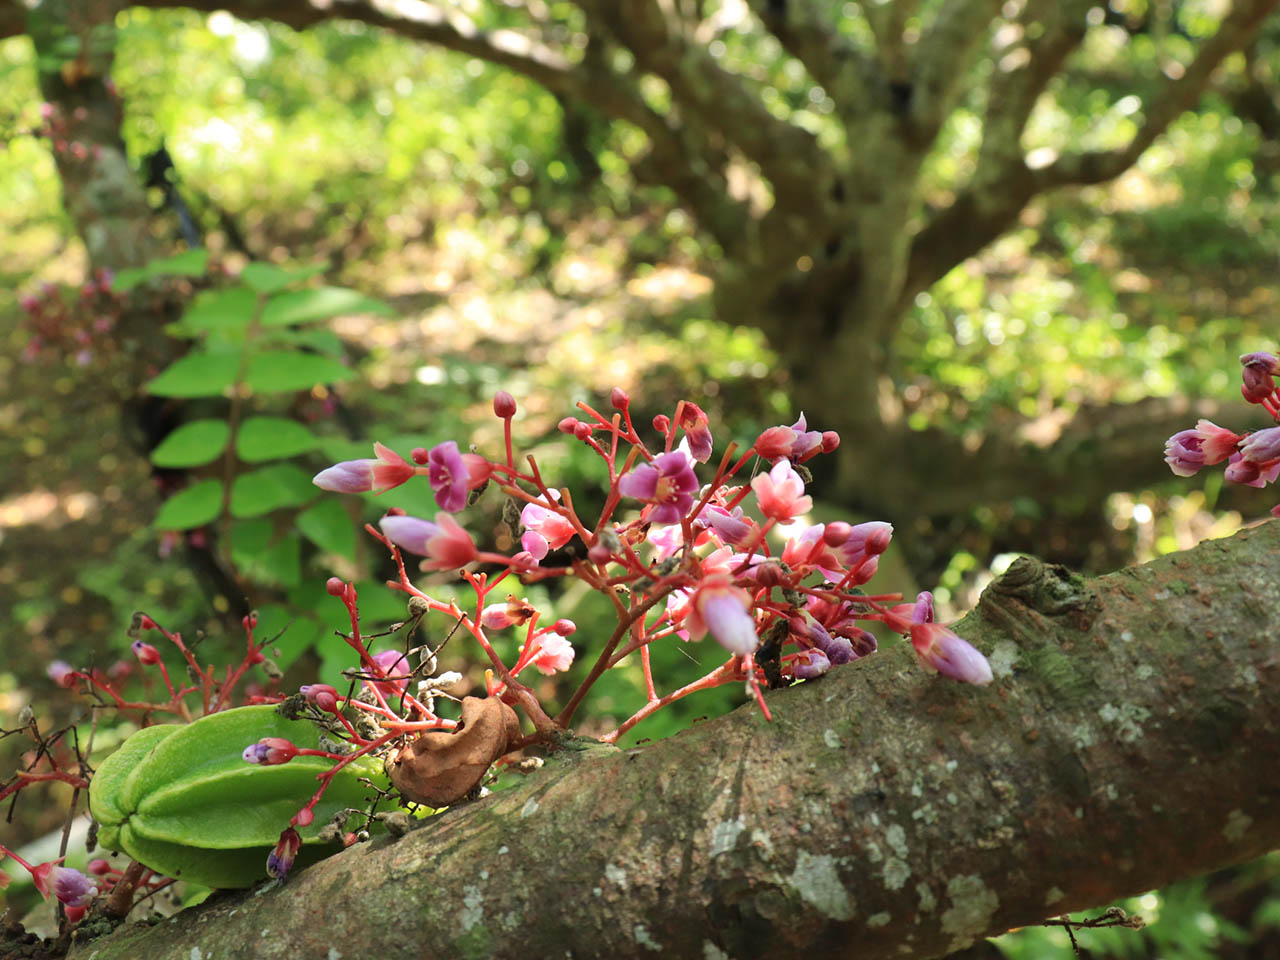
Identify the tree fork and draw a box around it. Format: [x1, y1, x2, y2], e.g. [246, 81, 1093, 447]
[69, 521, 1280, 960]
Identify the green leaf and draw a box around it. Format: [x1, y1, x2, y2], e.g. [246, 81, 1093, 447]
[149, 419, 231, 468]
[239, 262, 325, 295]
[245, 351, 355, 394]
[146, 249, 209, 277]
[259, 327, 346, 355]
[167, 287, 258, 338]
[153, 480, 224, 530]
[114, 250, 209, 292]
[235, 417, 320, 462]
[146, 351, 239, 398]
[251, 604, 321, 673]
[296, 499, 357, 561]
[229, 464, 317, 517]
[234, 530, 302, 588]
[260, 287, 394, 326]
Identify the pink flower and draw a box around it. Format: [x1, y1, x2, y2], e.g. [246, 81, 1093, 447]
[481, 596, 536, 630]
[678, 402, 714, 462]
[48, 866, 97, 908]
[267, 827, 302, 879]
[1239, 426, 1280, 465]
[751, 459, 812, 522]
[685, 576, 758, 656]
[646, 522, 685, 561]
[1240, 352, 1278, 402]
[379, 513, 479, 571]
[47, 660, 78, 688]
[1163, 420, 1242, 477]
[696, 504, 754, 548]
[313, 442, 415, 493]
[618, 450, 699, 525]
[887, 591, 992, 685]
[427, 441, 470, 512]
[1224, 452, 1280, 488]
[520, 492, 576, 557]
[754, 414, 823, 462]
[300, 683, 340, 712]
[370, 650, 410, 697]
[530, 633, 576, 675]
[793, 648, 831, 679]
[242, 737, 299, 765]
[911, 622, 994, 686]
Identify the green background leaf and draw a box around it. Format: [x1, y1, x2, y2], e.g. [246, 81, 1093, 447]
[245, 351, 355, 394]
[153, 480, 224, 530]
[260, 286, 394, 326]
[167, 287, 258, 339]
[146, 352, 239, 398]
[296, 499, 357, 561]
[149, 419, 231, 468]
[235, 416, 320, 462]
[229, 463, 318, 517]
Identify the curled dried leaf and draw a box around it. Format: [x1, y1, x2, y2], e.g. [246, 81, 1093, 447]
[387, 696, 520, 806]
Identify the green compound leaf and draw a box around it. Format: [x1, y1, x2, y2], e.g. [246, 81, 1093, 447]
[149, 419, 231, 468]
[296, 499, 357, 561]
[146, 352, 239, 398]
[229, 463, 317, 517]
[167, 287, 258, 339]
[260, 286, 394, 326]
[153, 480, 224, 530]
[112, 250, 209, 293]
[245, 351, 355, 394]
[235, 417, 321, 463]
[239, 262, 326, 295]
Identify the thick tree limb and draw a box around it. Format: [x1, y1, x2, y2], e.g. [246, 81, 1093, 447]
[68, 522, 1280, 960]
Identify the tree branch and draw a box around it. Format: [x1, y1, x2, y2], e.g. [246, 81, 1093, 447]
[69, 522, 1280, 960]
[746, 0, 869, 100]
[901, 0, 1280, 305]
[1040, 0, 1280, 188]
[909, 0, 1004, 144]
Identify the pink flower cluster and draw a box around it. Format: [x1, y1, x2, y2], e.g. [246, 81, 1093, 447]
[309, 388, 991, 747]
[1165, 352, 1280, 512]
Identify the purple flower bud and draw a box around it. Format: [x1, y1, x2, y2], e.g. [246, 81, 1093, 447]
[1240, 352, 1279, 402]
[49, 866, 97, 908]
[793, 648, 831, 679]
[267, 827, 302, 880]
[1239, 426, 1280, 464]
[427, 441, 470, 512]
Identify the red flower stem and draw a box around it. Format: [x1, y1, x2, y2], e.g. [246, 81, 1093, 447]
[556, 587, 669, 728]
[503, 416, 515, 471]
[640, 643, 657, 701]
[603, 659, 738, 743]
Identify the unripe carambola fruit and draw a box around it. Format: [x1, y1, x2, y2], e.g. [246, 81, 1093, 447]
[90, 705, 388, 888]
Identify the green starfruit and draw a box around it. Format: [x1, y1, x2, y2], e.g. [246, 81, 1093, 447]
[90, 705, 388, 889]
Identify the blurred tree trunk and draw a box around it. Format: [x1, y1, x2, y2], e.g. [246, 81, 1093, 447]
[63, 520, 1280, 960]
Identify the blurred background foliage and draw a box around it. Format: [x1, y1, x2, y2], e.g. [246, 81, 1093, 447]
[1, 2, 1279, 953]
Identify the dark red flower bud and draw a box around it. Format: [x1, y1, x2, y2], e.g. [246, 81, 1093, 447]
[493, 390, 518, 419]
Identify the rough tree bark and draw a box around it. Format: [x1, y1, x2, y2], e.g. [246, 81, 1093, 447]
[6, 0, 1276, 563]
[62, 520, 1280, 960]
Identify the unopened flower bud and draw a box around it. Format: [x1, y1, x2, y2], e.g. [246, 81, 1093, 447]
[821, 431, 840, 452]
[587, 542, 611, 565]
[411, 447, 430, 465]
[610, 387, 629, 410]
[558, 417, 580, 434]
[325, 577, 347, 597]
[293, 806, 315, 827]
[493, 390, 518, 418]
[86, 859, 111, 876]
[552, 618, 577, 636]
[652, 414, 670, 433]
[131, 640, 161, 665]
[573, 422, 593, 441]
[823, 522, 851, 546]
